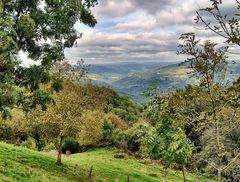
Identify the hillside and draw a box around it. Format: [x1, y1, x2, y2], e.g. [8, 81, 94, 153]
[0, 142, 215, 182]
[87, 62, 171, 87]
[0, 142, 86, 182]
[113, 63, 196, 101]
[87, 62, 240, 102]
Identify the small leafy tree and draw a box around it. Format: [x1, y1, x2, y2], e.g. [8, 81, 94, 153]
[163, 128, 192, 182]
[149, 116, 192, 182]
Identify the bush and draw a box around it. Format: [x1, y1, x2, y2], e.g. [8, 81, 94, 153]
[21, 137, 37, 150]
[62, 137, 80, 154]
[125, 122, 155, 157]
[112, 122, 156, 158]
[0, 121, 15, 142]
[43, 142, 56, 152]
[102, 120, 114, 142]
[111, 128, 128, 149]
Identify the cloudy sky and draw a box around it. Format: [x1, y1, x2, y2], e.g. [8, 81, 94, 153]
[64, 0, 237, 64]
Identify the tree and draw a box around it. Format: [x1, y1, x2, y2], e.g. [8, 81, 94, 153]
[150, 117, 192, 182]
[25, 80, 84, 165]
[195, 0, 240, 46]
[0, 0, 97, 118]
[178, 1, 240, 180]
[163, 128, 192, 182]
[178, 33, 240, 181]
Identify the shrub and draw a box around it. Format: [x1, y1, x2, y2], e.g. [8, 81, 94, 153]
[102, 120, 114, 142]
[0, 121, 15, 142]
[111, 128, 128, 149]
[43, 142, 56, 152]
[21, 137, 37, 150]
[62, 137, 80, 154]
[111, 122, 155, 158]
[125, 122, 156, 157]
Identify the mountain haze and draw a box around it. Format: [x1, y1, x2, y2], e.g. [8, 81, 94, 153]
[87, 62, 240, 102]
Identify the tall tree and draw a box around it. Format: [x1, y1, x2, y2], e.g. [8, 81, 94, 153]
[0, 0, 97, 118]
[178, 33, 240, 182]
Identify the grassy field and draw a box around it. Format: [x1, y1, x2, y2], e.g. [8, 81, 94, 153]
[0, 142, 215, 182]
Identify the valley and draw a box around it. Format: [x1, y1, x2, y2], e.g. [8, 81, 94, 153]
[87, 61, 240, 102]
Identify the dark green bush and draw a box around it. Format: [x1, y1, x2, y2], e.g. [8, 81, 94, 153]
[62, 137, 80, 154]
[102, 120, 114, 142]
[0, 122, 15, 142]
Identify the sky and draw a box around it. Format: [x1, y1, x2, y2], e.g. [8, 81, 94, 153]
[64, 0, 237, 64]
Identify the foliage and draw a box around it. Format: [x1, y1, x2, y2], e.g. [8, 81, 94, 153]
[0, 120, 14, 142]
[110, 94, 142, 123]
[111, 128, 128, 149]
[178, 33, 228, 85]
[6, 82, 133, 152]
[124, 122, 155, 157]
[21, 137, 37, 150]
[162, 128, 192, 167]
[0, 0, 97, 118]
[43, 142, 56, 152]
[177, 2, 240, 180]
[78, 110, 105, 145]
[102, 120, 114, 142]
[111, 121, 156, 158]
[150, 117, 192, 167]
[62, 137, 80, 154]
[195, 0, 240, 46]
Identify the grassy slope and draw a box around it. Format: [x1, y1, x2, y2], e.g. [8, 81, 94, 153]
[0, 142, 87, 182]
[0, 142, 214, 182]
[66, 148, 214, 182]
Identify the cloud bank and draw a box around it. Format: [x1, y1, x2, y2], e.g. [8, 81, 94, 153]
[65, 0, 236, 64]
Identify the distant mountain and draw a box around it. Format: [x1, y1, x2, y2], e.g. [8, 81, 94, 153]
[87, 61, 172, 87]
[89, 62, 171, 75]
[112, 63, 196, 101]
[86, 61, 240, 102]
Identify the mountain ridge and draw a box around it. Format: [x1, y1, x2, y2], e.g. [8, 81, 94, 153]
[87, 61, 240, 102]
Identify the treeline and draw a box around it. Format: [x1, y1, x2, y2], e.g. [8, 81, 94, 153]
[0, 81, 142, 154]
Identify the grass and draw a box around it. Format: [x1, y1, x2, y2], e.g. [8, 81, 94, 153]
[0, 142, 215, 182]
[0, 142, 87, 182]
[66, 148, 214, 182]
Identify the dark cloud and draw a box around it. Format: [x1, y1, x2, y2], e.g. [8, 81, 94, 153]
[131, 0, 179, 14]
[92, 0, 185, 19]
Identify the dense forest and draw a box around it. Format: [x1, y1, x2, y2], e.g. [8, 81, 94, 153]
[0, 0, 239, 182]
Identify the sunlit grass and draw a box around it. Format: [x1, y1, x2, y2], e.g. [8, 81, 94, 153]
[0, 142, 215, 182]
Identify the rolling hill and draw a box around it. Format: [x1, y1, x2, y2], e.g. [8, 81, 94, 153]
[87, 61, 240, 102]
[0, 142, 215, 182]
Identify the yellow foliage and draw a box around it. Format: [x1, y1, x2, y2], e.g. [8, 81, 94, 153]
[105, 113, 128, 129]
[78, 110, 105, 145]
[77, 111, 128, 145]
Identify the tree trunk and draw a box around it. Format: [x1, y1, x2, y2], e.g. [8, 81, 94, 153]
[217, 170, 221, 182]
[182, 166, 186, 182]
[57, 136, 63, 165]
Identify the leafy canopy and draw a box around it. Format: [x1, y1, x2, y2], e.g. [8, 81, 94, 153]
[0, 0, 97, 118]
